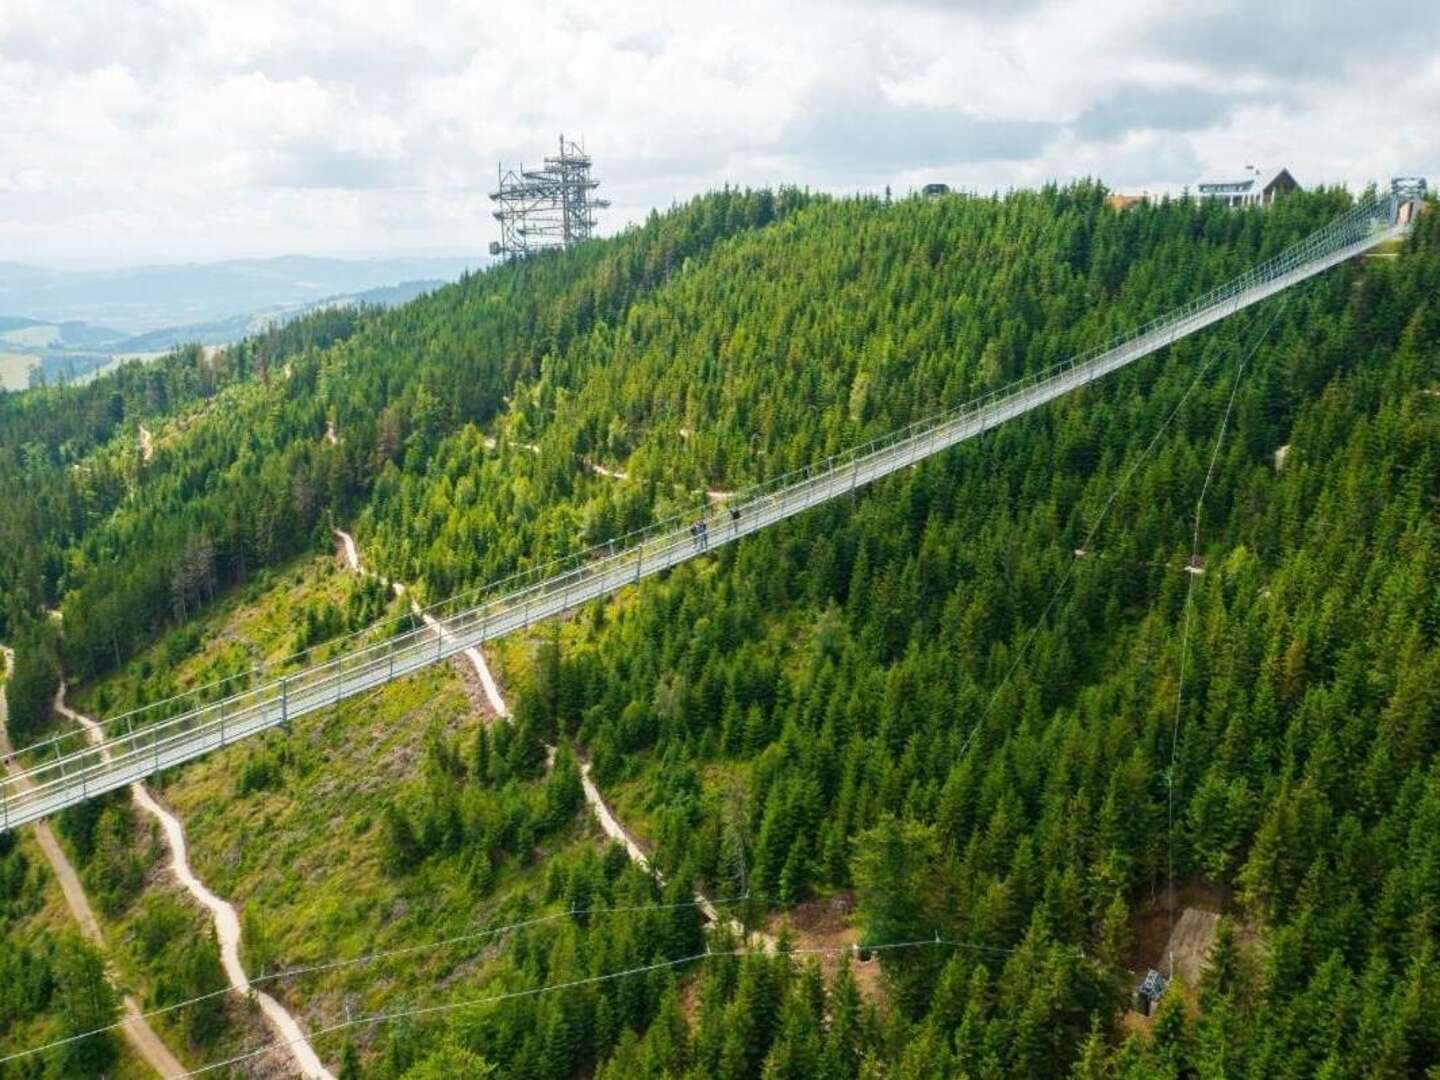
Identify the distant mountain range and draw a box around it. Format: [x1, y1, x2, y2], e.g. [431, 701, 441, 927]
[101, 278, 449, 353]
[0, 315, 124, 349]
[0, 255, 481, 390]
[0, 254, 480, 334]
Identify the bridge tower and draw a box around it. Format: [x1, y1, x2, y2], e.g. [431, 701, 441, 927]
[489, 136, 610, 259]
[1391, 176, 1429, 226]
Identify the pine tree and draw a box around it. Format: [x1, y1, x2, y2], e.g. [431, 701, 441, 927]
[339, 1040, 363, 1079]
[380, 802, 421, 874]
[399, 1038, 496, 1079]
[52, 934, 119, 1078]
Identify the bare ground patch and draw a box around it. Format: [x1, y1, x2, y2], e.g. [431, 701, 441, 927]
[1128, 879, 1230, 987]
[449, 651, 501, 723]
[764, 891, 887, 1006]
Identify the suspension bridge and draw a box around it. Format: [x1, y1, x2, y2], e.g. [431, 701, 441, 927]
[0, 187, 1421, 833]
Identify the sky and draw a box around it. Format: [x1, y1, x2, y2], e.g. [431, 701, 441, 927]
[2, 0, 1436, 264]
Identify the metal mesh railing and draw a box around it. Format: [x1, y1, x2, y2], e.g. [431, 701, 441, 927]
[0, 192, 1404, 831]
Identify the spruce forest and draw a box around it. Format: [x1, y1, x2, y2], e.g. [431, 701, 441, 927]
[1, 184, 1438, 1078]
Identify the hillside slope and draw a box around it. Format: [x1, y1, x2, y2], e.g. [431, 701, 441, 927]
[1, 187, 1437, 1077]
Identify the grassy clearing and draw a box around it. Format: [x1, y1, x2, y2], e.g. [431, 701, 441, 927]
[67, 551, 630, 1073]
[0, 807, 160, 1077]
[144, 656, 620, 1069]
[75, 553, 408, 721]
[102, 844, 274, 1074]
[0, 326, 57, 349]
[0, 834, 74, 1055]
[0, 353, 36, 392]
[69, 355, 127, 387]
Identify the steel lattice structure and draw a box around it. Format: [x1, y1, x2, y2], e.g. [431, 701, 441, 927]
[0, 188, 1417, 832]
[489, 135, 610, 259]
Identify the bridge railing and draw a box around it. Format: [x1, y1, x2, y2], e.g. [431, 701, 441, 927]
[0, 193, 1401, 828]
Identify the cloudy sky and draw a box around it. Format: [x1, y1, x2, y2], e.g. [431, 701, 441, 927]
[2, 0, 1436, 264]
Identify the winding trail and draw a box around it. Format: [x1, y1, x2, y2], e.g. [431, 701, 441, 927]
[492, 442, 733, 504]
[333, 530, 770, 948]
[0, 650, 184, 1077]
[481, 435, 539, 456]
[586, 458, 735, 503]
[334, 530, 507, 718]
[575, 759, 764, 943]
[412, 593, 510, 719]
[53, 685, 333, 1079]
[577, 764, 648, 866]
[334, 529, 361, 577]
[397, 581, 509, 720]
[585, 461, 627, 482]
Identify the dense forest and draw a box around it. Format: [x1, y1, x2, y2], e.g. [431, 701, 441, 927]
[2, 184, 1437, 1077]
[0, 188, 814, 739]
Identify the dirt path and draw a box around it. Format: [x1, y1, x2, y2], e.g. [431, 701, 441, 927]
[578, 763, 649, 866]
[334, 529, 509, 718]
[54, 686, 333, 1080]
[577, 759, 769, 947]
[587, 461, 628, 481]
[0, 651, 185, 1077]
[410, 596, 510, 718]
[585, 459, 735, 504]
[481, 436, 540, 455]
[334, 528, 361, 575]
[139, 425, 154, 463]
[330, 532, 769, 947]
[1164, 907, 1220, 987]
[488, 431, 735, 503]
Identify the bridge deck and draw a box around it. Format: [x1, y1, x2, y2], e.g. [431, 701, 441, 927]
[0, 200, 1408, 832]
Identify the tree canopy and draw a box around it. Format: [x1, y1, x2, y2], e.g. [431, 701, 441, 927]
[2, 184, 1437, 1077]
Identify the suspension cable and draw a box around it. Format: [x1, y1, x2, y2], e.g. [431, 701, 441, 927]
[0, 891, 756, 1069]
[955, 297, 1282, 762]
[180, 936, 993, 1078]
[1165, 292, 1286, 979]
[9, 190, 1395, 776]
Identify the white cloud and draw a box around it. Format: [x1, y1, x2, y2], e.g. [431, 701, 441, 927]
[0, 0, 1435, 261]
